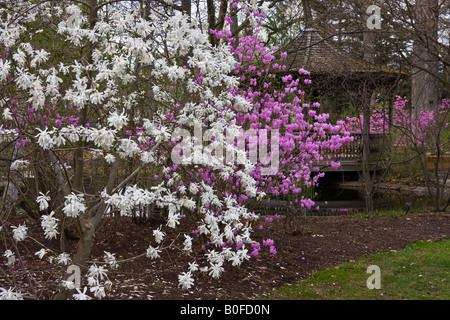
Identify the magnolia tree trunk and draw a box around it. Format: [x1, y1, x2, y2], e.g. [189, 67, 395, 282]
[53, 216, 97, 300]
[1, 145, 24, 220]
[53, 0, 99, 300]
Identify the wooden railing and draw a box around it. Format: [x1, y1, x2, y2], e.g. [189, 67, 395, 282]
[323, 133, 364, 161]
[322, 133, 386, 162]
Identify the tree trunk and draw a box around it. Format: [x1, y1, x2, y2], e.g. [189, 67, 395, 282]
[361, 0, 377, 64]
[207, 0, 216, 45]
[1, 145, 24, 220]
[411, 0, 440, 114]
[301, 0, 313, 29]
[53, 0, 99, 300]
[181, 0, 191, 19]
[52, 216, 96, 300]
[362, 86, 374, 212]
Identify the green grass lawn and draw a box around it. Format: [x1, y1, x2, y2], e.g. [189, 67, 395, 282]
[266, 239, 450, 300]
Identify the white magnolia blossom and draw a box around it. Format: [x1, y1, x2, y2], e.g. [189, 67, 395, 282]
[153, 227, 165, 244]
[2, 107, 13, 120]
[36, 192, 51, 211]
[10, 159, 29, 171]
[87, 128, 116, 150]
[178, 271, 194, 290]
[11, 224, 27, 242]
[146, 246, 161, 260]
[35, 249, 48, 260]
[3, 249, 14, 259]
[189, 183, 199, 195]
[104, 153, 116, 163]
[90, 285, 106, 299]
[140, 151, 154, 164]
[60, 125, 80, 143]
[88, 264, 108, 281]
[0, 126, 19, 144]
[183, 234, 193, 252]
[230, 248, 250, 267]
[0, 60, 11, 81]
[118, 138, 140, 158]
[56, 252, 71, 265]
[36, 128, 56, 150]
[107, 110, 128, 130]
[62, 280, 76, 290]
[62, 193, 87, 218]
[30, 49, 49, 68]
[188, 261, 199, 273]
[208, 262, 225, 279]
[73, 287, 92, 300]
[103, 251, 119, 269]
[166, 212, 181, 228]
[0, 287, 23, 300]
[40, 211, 59, 239]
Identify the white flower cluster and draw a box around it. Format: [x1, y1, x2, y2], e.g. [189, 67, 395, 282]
[56, 252, 71, 265]
[100, 163, 260, 290]
[11, 224, 27, 242]
[2, 106, 13, 120]
[31, 112, 173, 165]
[68, 258, 115, 300]
[0, 0, 274, 298]
[62, 193, 87, 218]
[10, 159, 30, 171]
[40, 211, 59, 240]
[3, 249, 14, 265]
[0, 126, 18, 144]
[103, 251, 119, 269]
[34, 249, 71, 266]
[36, 192, 50, 211]
[32, 247, 116, 300]
[0, 287, 23, 300]
[86, 264, 111, 299]
[107, 110, 128, 131]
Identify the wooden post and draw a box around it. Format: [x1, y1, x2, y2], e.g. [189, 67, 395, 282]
[361, 83, 375, 212]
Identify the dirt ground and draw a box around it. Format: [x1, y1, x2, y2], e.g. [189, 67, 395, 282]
[1, 211, 449, 300]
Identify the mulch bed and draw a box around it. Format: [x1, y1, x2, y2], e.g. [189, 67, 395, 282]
[1, 211, 449, 300]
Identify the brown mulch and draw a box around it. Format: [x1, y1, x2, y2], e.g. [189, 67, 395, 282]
[1, 211, 449, 300]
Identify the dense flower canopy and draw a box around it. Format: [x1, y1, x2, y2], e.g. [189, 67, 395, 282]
[0, 0, 352, 299]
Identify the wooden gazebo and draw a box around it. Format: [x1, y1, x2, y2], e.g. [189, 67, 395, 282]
[282, 28, 408, 171]
[283, 28, 407, 122]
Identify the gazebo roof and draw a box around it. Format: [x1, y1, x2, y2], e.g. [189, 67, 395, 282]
[283, 28, 404, 76]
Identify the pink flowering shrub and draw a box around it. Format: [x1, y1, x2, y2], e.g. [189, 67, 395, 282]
[343, 96, 449, 152]
[341, 95, 449, 211]
[391, 97, 449, 150]
[224, 29, 353, 209]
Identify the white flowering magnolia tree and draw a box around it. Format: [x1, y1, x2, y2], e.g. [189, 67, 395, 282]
[0, 0, 351, 300]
